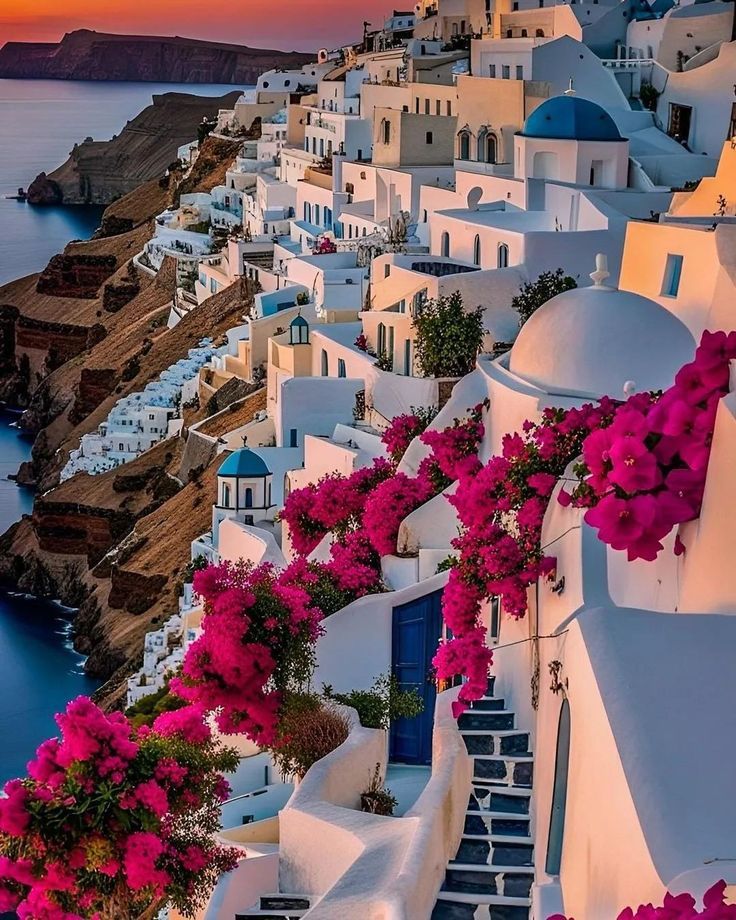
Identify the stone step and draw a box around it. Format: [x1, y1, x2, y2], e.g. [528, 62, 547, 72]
[473, 756, 533, 787]
[432, 890, 531, 920]
[469, 786, 531, 815]
[235, 912, 307, 920]
[458, 711, 515, 731]
[468, 697, 507, 711]
[454, 833, 534, 868]
[463, 810, 531, 837]
[260, 896, 311, 911]
[444, 864, 534, 899]
[461, 730, 530, 757]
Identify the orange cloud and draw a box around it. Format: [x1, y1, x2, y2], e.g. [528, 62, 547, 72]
[0, 0, 391, 51]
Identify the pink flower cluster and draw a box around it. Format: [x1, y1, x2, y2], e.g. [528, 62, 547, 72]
[420, 404, 486, 482]
[280, 459, 393, 555]
[550, 879, 736, 920]
[0, 697, 238, 920]
[363, 472, 435, 555]
[174, 551, 384, 746]
[564, 331, 735, 561]
[381, 412, 431, 464]
[436, 399, 615, 715]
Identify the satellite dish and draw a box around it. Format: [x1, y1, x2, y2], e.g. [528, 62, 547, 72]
[466, 187, 483, 211]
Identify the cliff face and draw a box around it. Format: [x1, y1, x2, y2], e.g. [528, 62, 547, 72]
[37, 93, 242, 205]
[0, 29, 312, 83]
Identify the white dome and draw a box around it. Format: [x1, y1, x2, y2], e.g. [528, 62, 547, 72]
[508, 270, 696, 398]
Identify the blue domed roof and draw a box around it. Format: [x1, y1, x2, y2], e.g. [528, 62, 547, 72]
[520, 95, 623, 142]
[218, 449, 270, 478]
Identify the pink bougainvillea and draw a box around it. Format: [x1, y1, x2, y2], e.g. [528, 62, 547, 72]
[173, 549, 385, 746]
[436, 331, 733, 715]
[549, 879, 736, 920]
[564, 330, 736, 561]
[435, 398, 615, 715]
[0, 697, 238, 920]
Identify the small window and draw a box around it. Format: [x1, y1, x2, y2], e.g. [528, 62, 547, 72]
[661, 254, 684, 297]
[489, 64, 496, 77]
[536, 28, 545, 36]
[502, 65, 510, 79]
[441, 231, 450, 257]
[521, 28, 528, 37]
[338, 358, 347, 378]
[516, 65, 524, 79]
[289, 428, 298, 447]
[415, 97, 420, 114]
[446, 100, 452, 116]
[498, 243, 509, 268]
[426, 131, 434, 144]
[321, 349, 329, 376]
[382, 119, 391, 144]
[384, 264, 391, 278]
[436, 99, 441, 116]
[473, 234, 482, 266]
[425, 98, 431, 115]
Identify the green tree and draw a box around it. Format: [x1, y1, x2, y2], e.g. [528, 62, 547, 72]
[412, 292, 485, 378]
[512, 268, 577, 327]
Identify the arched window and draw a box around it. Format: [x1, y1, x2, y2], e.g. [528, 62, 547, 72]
[338, 358, 346, 378]
[382, 118, 391, 145]
[486, 133, 498, 163]
[478, 129, 498, 164]
[314, 204, 321, 226]
[498, 243, 509, 268]
[324, 207, 332, 229]
[304, 202, 312, 223]
[377, 323, 386, 356]
[441, 231, 450, 257]
[536, 28, 545, 36]
[546, 700, 571, 876]
[222, 483, 231, 507]
[321, 349, 329, 376]
[458, 131, 471, 160]
[473, 235, 482, 266]
[244, 487, 254, 509]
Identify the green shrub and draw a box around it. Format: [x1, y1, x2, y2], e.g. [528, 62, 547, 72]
[125, 683, 187, 729]
[322, 673, 424, 730]
[512, 268, 577, 327]
[270, 693, 351, 779]
[412, 292, 484, 378]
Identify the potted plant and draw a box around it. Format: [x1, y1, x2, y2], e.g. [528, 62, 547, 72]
[360, 763, 398, 816]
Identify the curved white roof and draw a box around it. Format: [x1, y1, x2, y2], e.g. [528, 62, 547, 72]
[508, 265, 696, 398]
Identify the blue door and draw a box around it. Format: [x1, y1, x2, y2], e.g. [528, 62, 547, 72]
[390, 590, 443, 765]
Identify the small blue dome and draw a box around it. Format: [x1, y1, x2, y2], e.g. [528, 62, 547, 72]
[218, 449, 270, 478]
[520, 95, 623, 142]
[290, 314, 309, 327]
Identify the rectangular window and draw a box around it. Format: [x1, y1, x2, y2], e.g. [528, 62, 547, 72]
[516, 65, 524, 80]
[424, 98, 430, 115]
[415, 97, 420, 114]
[502, 65, 510, 79]
[384, 264, 391, 278]
[436, 99, 441, 116]
[289, 428, 298, 447]
[489, 64, 496, 77]
[426, 131, 433, 144]
[446, 100, 452, 116]
[661, 254, 684, 297]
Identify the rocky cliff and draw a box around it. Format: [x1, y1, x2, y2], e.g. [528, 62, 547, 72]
[31, 93, 242, 205]
[0, 29, 312, 83]
[0, 105, 266, 708]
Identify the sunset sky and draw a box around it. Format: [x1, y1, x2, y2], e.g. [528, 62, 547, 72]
[0, 0, 394, 52]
